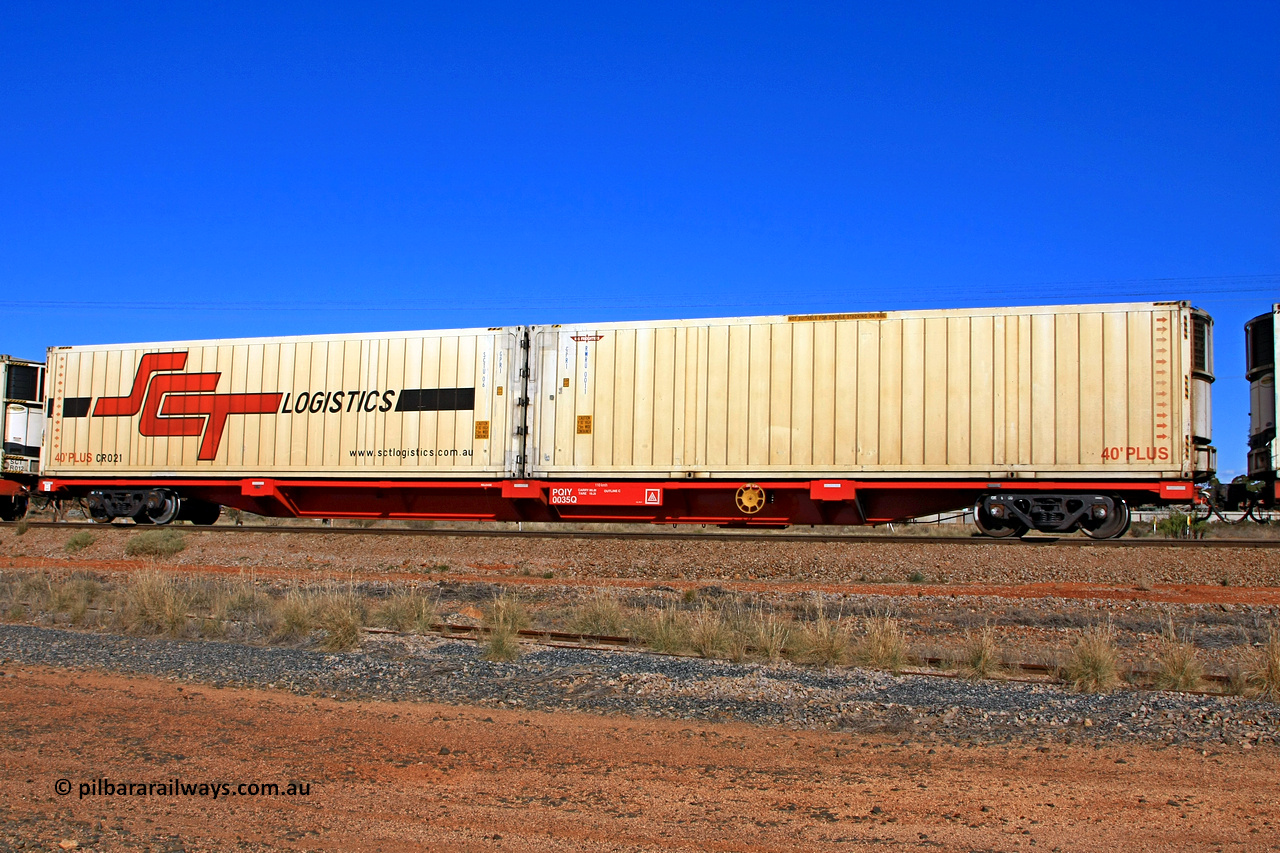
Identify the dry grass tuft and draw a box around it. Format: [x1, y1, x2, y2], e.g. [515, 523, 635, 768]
[689, 606, 731, 659]
[207, 577, 276, 639]
[570, 590, 628, 636]
[0, 574, 29, 620]
[637, 605, 691, 654]
[122, 571, 192, 636]
[854, 615, 909, 672]
[748, 609, 792, 662]
[791, 606, 853, 667]
[13, 574, 53, 615]
[484, 626, 521, 661]
[51, 576, 100, 625]
[316, 591, 365, 652]
[273, 587, 317, 643]
[1063, 624, 1121, 693]
[1246, 625, 1280, 702]
[483, 592, 528, 661]
[486, 591, 529, 633]
[372, 589, 438, 634]
[714, 602, 755, 662]
[1152, 618, 1204, 692]
[959, 626, 1002, 680]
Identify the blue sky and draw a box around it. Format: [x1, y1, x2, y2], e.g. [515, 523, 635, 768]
[2, 2, 1276, 476]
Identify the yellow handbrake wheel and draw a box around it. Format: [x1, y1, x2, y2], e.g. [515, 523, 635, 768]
[735, 484, 766, 515]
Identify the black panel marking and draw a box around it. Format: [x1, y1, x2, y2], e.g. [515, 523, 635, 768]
[62, 397, 92, 418]
[395, 388, 477, 412]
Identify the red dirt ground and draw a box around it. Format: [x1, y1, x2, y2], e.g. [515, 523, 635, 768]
[2, 666, 1277, 852]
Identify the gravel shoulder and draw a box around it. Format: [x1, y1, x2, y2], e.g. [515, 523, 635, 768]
[2, 624, 1278, 749]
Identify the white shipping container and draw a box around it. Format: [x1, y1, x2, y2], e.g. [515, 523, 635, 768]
[527, 302, 1213, 481]
[43, 328, 525, 478]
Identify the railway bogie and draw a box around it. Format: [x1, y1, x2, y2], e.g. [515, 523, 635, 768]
[976, 493, 1132, 539]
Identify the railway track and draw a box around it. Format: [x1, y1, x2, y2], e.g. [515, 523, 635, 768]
[38, 601, 1231, 692]
[4, 519, 1279, 548]
[361, 622, 1235, 692]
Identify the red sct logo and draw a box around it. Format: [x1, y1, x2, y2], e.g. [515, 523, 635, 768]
[93, 352, 283, 461]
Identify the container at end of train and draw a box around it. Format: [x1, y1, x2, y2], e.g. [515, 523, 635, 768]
[0, 355, 46, 519]
[0, 355, 45, 474]
[41, 327, 527, 478]
[1244, 303, 1279, 494]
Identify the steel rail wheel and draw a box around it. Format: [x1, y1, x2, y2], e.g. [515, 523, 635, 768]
[1080, 498, 1131, 540]
[972, 501, 1028, 538]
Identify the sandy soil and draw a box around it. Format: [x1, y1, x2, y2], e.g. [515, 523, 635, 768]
[2, 665, 1277, 852]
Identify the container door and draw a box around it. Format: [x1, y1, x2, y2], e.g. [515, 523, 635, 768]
[526, 325, 576, 476]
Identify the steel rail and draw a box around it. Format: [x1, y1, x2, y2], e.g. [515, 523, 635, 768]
[4, 520, 1279, 548]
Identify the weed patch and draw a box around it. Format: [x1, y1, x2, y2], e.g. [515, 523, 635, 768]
[1156, 512, 1208, 539]
[64, 531, 95, 554]
[125, 530, 187, 558]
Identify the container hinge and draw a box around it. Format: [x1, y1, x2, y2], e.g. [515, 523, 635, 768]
[519, 367, 530, 377]
[514, 426, 528, 435]
[517, 396, 529, 406]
